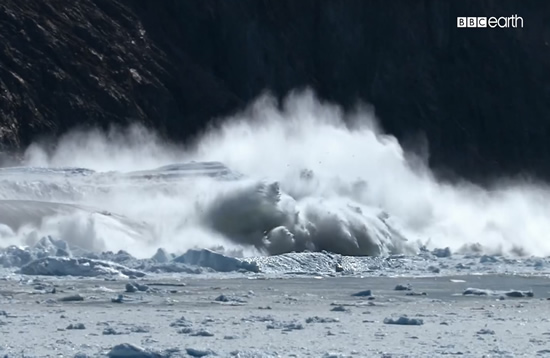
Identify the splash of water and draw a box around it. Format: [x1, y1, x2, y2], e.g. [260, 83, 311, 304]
[1, 90, 550, 258]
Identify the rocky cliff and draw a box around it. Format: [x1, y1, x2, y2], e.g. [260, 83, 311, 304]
[1, 0, 549, 181]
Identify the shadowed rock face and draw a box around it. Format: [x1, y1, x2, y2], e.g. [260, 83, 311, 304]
[1, 0, 549, 181]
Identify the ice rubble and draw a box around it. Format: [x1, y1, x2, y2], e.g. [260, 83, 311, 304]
[2, 234, 550, 278]
[0, 236, 263, 276]
[19, 257, 146, 277]
[0, 236, 75, 267]
[173, 248, 259, 273]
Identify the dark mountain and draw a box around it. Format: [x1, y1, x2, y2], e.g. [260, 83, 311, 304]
[1, 0, 549, 181]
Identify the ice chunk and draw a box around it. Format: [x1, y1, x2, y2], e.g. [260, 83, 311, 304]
[383, 316, 424, 325]
[0, 246, 34, 267]
[432, 247, 452, 258]
[185, 348, 216, 357]
[107, 343, 161, 358]
[463, 287, 534, 297]
[174, 249, 259, 273]
[351, 290, 372, 297]
[151, 248, 172, 263]
[19, 257, 146, 277]
[34, 236, 72, 258]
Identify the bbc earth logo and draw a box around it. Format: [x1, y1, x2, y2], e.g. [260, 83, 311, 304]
[457, 15, 524, 28]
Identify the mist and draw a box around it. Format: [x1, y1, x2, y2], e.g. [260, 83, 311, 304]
[2, 90, 550, 258]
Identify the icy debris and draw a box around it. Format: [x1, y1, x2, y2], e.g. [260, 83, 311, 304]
[19, 257, 146, 277]
[170, 316, 193, 328]
[147, 263, 204, 274]
[477, 328, 496, 335]
[480, 255, 499, 264]
[125, 282, 148, 292]
[214, 294, 247, 303]
[185, 348, 216, 357]
[383, 316, 424, 326]
[306, 316, 339, 323]
[432, 247, 452, 258]
[229, 351, 279, 357]
[0, 245, 34, 267]
[266, 320, 304, 331]
[148, 282, 186, 287]
[190, 329, 215, 337]
[406, 292, 427, 296]
[463, 288, 534, 297]
[111, 294, 125, 303]
[0, 237, 86, 268]
[136, 283, 149, 291]
[351, 289, 372, 297]
[505, 290, 534, 298]
[92, 250, 135, 264]
[241, 315, 276, 323]
[151, 248, 172, 263]
[331, 306, 349, 312]
[322, 354, 353, 358]
[174, 249, 259, 273]
[66, 323, 86, 330]
[59, 294, 84, 302]
[34, 236, 72, 258]
[107, 343, 162, 358]
[394, 284, 412, 291]
[103, 327, 124, 335]
[463, 287, 492, 295]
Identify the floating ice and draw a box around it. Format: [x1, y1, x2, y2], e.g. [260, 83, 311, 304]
[151, 248, 172, 263]
[351, 290, 372, 297]
[174, 249, 259, 273]
[383, 316, 424, 326]
[463, 288, 534, 297]
[107, 343, 161, 358]
[19, 257, 146, 277]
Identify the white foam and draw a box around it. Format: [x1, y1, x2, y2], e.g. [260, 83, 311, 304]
[1, 90, 549, 258]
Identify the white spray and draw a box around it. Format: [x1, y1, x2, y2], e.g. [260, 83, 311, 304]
[1, 90, 549, 258]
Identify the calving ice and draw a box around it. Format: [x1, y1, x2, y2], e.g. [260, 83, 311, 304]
[457, 14, 524, 28]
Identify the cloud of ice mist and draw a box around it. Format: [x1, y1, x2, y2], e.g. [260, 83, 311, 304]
[23, 124, 184, 172]
[7, 89, 550, 258]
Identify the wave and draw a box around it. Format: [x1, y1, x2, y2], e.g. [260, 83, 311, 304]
[1, 90, 550, 258]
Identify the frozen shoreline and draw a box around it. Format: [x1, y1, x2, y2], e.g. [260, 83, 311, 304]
[1, 273, 549, 357]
